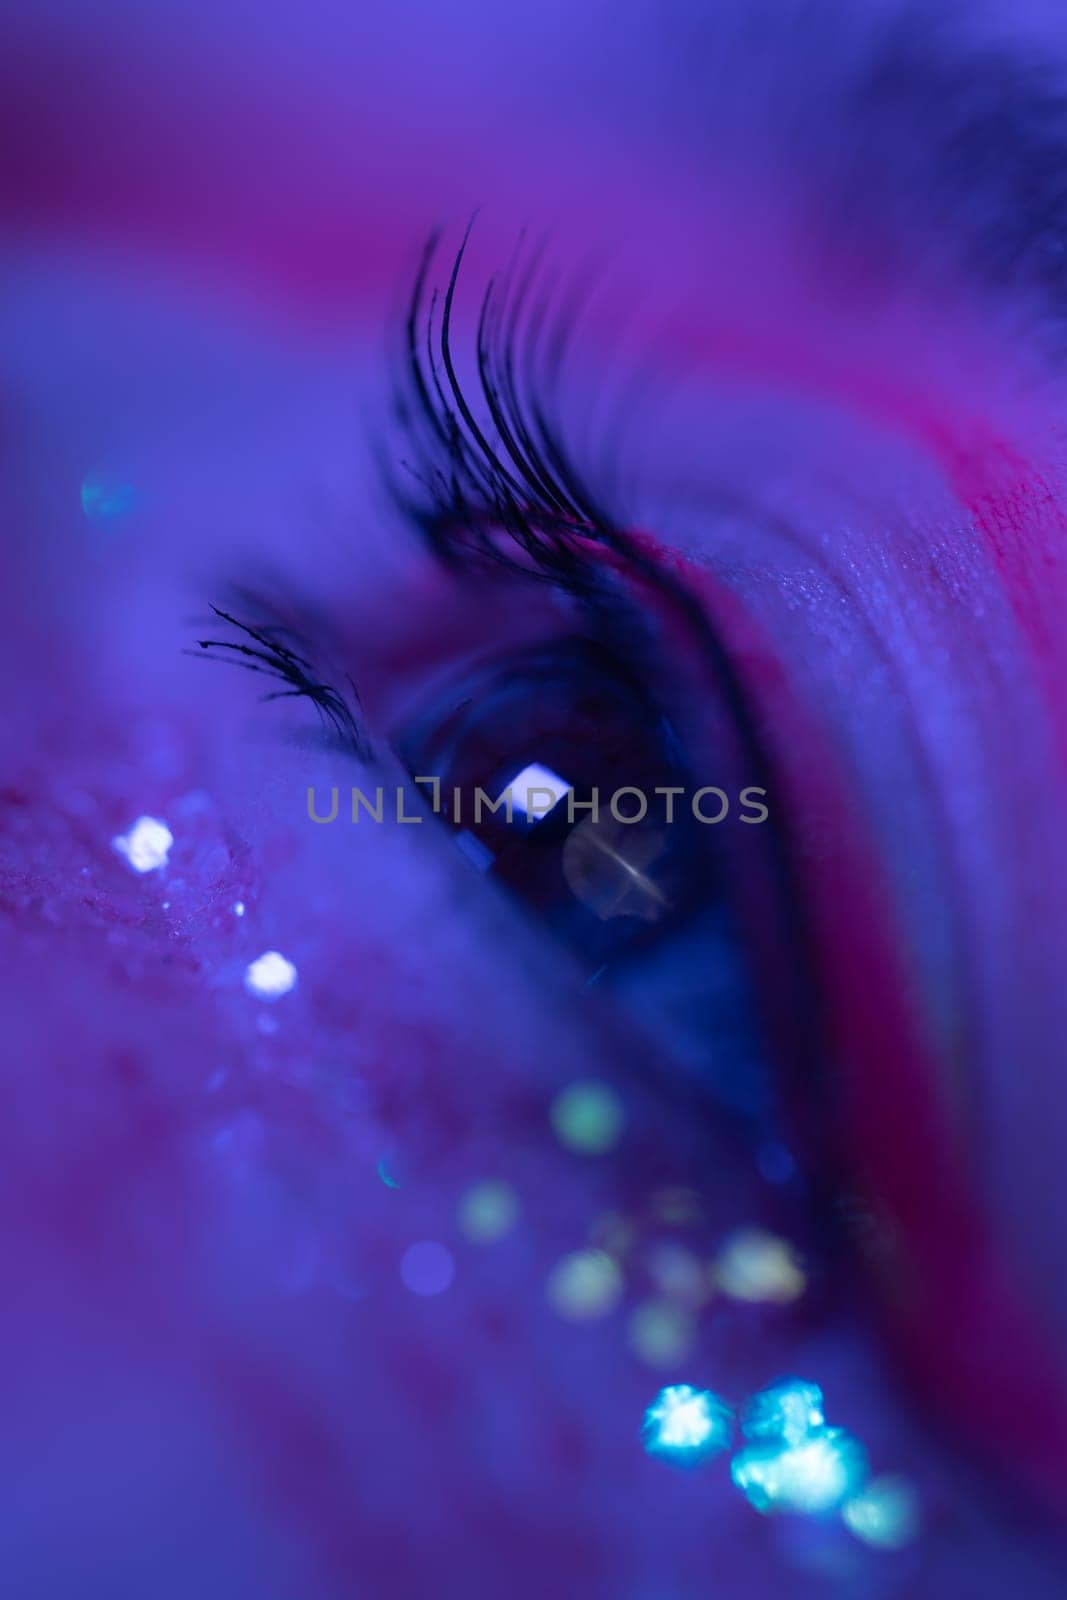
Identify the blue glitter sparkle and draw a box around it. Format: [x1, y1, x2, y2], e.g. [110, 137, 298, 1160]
[842, 1475, 919, 1548]
[642, 1384, 733, 1464]
[731, 1426, 868, 1516]
[742, 1377, 825, 1448]
[81, 470, 136, 522]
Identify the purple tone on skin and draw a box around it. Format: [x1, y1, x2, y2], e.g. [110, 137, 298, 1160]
[3, 2, 1067, 1596]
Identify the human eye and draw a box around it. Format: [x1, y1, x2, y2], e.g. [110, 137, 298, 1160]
[14, 6, 1067, 1594]
[203, 234, 804, 1142]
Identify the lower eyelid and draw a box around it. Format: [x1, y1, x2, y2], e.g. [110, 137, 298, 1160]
[631, 535, 1067, 1504]
[243, 510, 1060, 1491]
[381, 583, 797, 1118]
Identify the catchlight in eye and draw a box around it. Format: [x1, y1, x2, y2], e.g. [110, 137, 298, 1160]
[396, 638, 719, 974]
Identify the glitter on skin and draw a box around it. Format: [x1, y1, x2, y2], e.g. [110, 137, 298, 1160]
[457, 1180, 520, 1242]
[731, 1428, 869, 1515]
[243, 950, 298, 1000]
[81, 469, 136, 521]
[641, 1384, 733, 1463]
[111, 815, 174, 873]
[715, 1228, 806, 1303]
[400, 1240, 455, 1296]
[549, 1081, 624, 1154]
[646, 1242, 710, 1307]
[742, 1378, 826, 1448]
[628, 1302, 695, 1367]
[376, 1154, 402, 1190]
[546, 1250, 623, 1319]
[842, 1476, 920, 1549]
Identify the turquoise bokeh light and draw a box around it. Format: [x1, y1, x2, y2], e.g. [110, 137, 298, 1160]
[642, 1384, 733, 1464]
[731, 1426, 869, 1515]
[742, 1377, 825, 1449]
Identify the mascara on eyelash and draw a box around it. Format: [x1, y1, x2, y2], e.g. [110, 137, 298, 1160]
[189, 604, 371, 759]
[385, 221, 637, 593]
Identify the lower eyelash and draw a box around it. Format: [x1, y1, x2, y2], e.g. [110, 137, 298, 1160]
[190, 227, 631, 745]
[190, 602, 370, 759]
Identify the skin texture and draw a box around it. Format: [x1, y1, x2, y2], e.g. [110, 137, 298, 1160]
[4, 1, 1067, 1595]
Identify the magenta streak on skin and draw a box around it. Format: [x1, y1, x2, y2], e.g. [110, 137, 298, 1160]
[12, 4, 1067, 1534]
[602, 531, 1067, 1517]
[2, 39, 451, 313]
[948, 447, 1067, 778]
[0, 26, 556, 318]
[658, 305, 1067, 782]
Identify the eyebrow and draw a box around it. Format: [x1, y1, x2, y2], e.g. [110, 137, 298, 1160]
[834, 10, 1067, 311]
[646, 3, 1067, 324]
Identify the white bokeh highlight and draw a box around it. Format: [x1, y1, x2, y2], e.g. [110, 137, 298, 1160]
[112, 815, 174, 873]
[244, 950, 298, 1000]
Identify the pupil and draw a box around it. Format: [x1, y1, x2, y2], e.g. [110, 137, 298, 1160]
[398, 640, 716, 973]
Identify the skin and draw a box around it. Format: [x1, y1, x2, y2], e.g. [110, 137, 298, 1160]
[3, 1, 1067, 1595]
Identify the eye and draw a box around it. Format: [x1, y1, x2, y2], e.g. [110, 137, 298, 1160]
[395, 624, 778, 1112]
[373, 220, 799, 1017]
[395, 635, 718, 969]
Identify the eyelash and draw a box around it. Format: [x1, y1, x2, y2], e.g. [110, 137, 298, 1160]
[190, 230, 786, 926]
[379, 225, 790, 783]
[191, 233, 796, 952]
[193, 224, 641, 741]
[386, 222, 636, 595]
[191, 228, 827, 1158]
[191, 602, 369, 759]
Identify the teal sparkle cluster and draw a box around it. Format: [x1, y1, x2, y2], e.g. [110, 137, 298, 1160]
[642, 1374, 918, 1548]
[741, 1376, 825, 1447]
[81, 470, 136, 522]
[731, 1377, 868, 1518]
[641, 1384, 733, 1464]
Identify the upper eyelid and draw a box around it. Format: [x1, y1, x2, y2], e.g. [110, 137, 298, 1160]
[188, 231, 755, 771]
[189, 229, 630, 751]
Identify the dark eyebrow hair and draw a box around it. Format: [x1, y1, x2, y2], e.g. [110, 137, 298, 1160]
[833, 8, 1067, 313]
[646, 0, 1067, 325]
